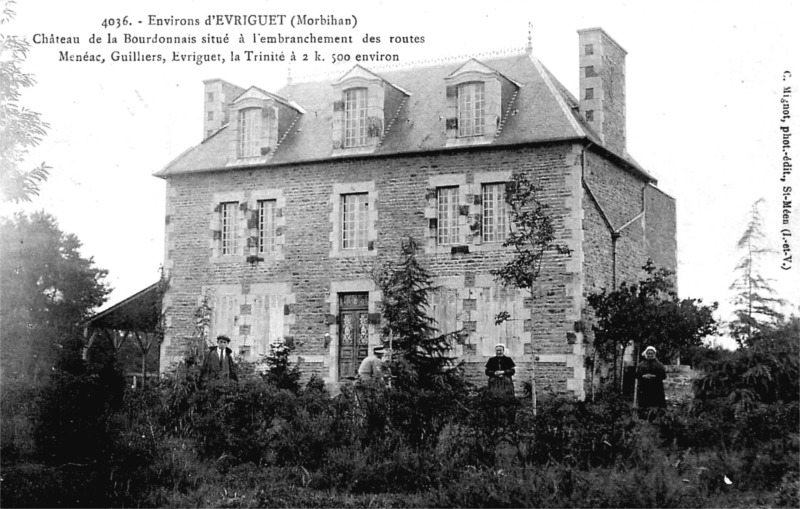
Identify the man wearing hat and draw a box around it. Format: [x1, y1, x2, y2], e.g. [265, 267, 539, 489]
[357, 345, 386, 386]
[202, 335, 238, 382]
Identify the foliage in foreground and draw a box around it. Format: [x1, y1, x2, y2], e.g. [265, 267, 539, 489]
[2, 332, 798, 508]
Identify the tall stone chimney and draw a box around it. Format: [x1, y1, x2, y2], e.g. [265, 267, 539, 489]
[202, 79, 245, 140]
[577, 28, 627, 155]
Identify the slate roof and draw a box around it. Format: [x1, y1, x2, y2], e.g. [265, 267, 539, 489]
[155, 52, 653, 183]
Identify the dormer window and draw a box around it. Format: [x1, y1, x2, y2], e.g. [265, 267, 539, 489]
[331, 65, 408, 155]
[458, 82, 485, 137]
[445, 59, 519, 147]
[239, 108, 263, 158]
[343, 88, 368, 148]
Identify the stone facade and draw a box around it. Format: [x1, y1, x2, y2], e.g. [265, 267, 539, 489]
[156, 30, 676, 400]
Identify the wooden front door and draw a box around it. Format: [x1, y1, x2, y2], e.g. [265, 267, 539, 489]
[338, 293, 369, 379]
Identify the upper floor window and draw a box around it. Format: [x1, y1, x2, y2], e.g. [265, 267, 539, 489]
[239, 108, 262, 158]
[258, 199, 277, 254]
[437, 186, 459, 245]
[344, 88, 368, 148]
[482, 183, 507, 243]
[342, 193, 369, 250]
[458, 82, 485, 137]
[584, 44, 594, 56]
[220, 201, 238, 255]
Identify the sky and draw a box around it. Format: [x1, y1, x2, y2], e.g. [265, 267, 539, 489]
[2, 0, 798, 346]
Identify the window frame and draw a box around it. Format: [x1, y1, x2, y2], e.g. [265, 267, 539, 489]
[343, 87, 368, 148]
[481, 183, 508, 244]
[220, 201, 239, 255]
[257, 199, 277, 255]
[239, 107, 262, 158]
[341, 192, 369, 250]
[436, 186, 460, 246]
[457, 82, 485, 138]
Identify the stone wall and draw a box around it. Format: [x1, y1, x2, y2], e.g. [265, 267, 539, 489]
[161, 141, 673, 399]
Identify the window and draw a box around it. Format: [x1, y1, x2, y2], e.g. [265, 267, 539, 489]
[343, 88, 368, 148]
[482, 183, 507, 243]
[257, 200, 277, 254]
[584, 88, 594, 100]
[207, 111, 214, 121]
[584, 44, 594, 56]
[220, 202, 238, 255]
[239, 108, 262, 158]
[458, 82, 485, 137]
[207, 92, 214, 102]
[585, 110, 594, 122]
[436, 187, 459, 245]
[584, 66, 596, 78]
[341, 193, 369, 249]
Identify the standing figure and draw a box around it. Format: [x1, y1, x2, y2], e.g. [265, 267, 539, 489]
[485, 344, 516, 398]
[637, 345, 666, 414]
[202, 335, 238, 382]
[357, 345, 386, 387]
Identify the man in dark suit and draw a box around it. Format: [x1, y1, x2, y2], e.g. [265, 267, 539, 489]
[202, 335, 238, 381]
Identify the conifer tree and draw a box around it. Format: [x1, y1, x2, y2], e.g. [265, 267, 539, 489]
[373, 236, 461, 388]
[729, 199, 786, 347]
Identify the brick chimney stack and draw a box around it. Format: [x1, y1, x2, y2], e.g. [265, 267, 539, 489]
[577, 28, 627, 155]
[202, 79, 245, 140]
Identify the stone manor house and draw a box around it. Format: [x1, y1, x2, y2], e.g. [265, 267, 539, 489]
[155, 28, 676, 398]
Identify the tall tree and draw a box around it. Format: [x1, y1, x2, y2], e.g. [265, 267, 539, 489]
[491, 172, 571, 414]
[0, 0, 50, 203]
[373, 236, 461, 387]
[0, 212, 110, 384]
[729, 199, 786, 347]
[587, 261, 718, 398]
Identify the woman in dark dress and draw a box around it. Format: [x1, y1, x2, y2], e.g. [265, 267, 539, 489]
[637, 346, 666, 415]
[485, 344, 515, 398]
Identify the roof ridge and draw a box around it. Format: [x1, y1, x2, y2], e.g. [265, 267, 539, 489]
[290, 46, 528, 84]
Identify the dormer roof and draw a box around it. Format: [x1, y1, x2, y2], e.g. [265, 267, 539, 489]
[232, 86, 305, 114]
[156, 52, 652, 183]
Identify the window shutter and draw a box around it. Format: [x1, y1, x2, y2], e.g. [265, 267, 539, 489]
[445, 85, 458, 98]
